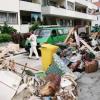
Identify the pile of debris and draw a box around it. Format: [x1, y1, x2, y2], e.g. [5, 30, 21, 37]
[0, 42, 26, 59]
[0, 28, 99, 100]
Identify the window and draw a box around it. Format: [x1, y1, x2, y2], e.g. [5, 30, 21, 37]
[48, 1, 57, 7]
[67, 1, 74, 10]
[8, 13, 18, 24]
[42, 0, 48, 6]
[59, 19, 73, 27]
[52, 29, 57, 36]
[39, 29, 51, 37]
[21, 0, 32, 2]
[58, 29, 63, 34]
[0, 11, 18, 24]
[0, 12, 7, 23]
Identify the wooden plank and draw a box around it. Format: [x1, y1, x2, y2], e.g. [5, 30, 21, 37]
[15, 62, 39, 71]
[2, 58, 39, 72]
[80, 38, 96, 55]
[64, 27, 75, 43]
[74, 30, 80, 47]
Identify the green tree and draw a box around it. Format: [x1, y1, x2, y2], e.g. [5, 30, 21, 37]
[29, 22, 40, 32]
[0, 22, 17, 34]
[91, 24, 100, 32]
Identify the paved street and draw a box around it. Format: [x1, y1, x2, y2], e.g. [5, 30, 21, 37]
[6, 52, 42, 74]
[78, 70, 100, 100]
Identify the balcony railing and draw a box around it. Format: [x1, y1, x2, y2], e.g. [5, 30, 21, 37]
[42, 6, 97, 20]
[20, 1, 41, 12]
[75, 0, 97, 9]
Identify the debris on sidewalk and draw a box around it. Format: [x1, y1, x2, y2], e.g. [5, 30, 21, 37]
[0, 42, 26, 59]
[0, 27, 99, 100]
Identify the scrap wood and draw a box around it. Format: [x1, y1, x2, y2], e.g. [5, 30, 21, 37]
[57, 77, 77, 100]
[15, 62, 39, 72]
[7, 43, 20, 52]
[74, 30, 80, 47]
[95, 51, 100, 60]
[91, 32, 99, 38]
[80, 38, 96, 55]
[95, 57, 100, 60]
[64, 27, 75, 43]
[16, 83, 27, 94]
[63, 75, 77, 86]
[0, 48, 9, 59]
[2, 58, 39, 72]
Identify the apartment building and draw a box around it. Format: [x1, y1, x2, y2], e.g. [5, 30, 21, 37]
[92, 1, 100, 26]
[92, 0, 100, 2]
[0, 0, 97, 33]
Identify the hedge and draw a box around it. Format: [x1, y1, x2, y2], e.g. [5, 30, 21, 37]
[0, 34, 12, 43]
[11, 32, 32, 48]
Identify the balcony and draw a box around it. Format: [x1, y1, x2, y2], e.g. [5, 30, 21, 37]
[42, 6, 97, 20]
[75, 0, 97, 9]
[20, 1, 41, 12]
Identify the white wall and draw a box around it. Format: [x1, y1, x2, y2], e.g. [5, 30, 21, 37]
[20, 25, 30, 33]
[0, 0, 19, 12]
[92, 0, 99, 2]
[92, 14, 100, 26]
[20, 1, 41, 12]
[0, 0, 20, 32]
[42, 6, 97, 20]
[67, 0, 75, 2]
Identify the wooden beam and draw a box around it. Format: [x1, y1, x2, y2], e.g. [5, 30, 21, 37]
[1, 58, 39, 71]
[80, 38, 96, 55]
[64, 27, 75, 43]
[15, 62, 39, 71]
[74, 30, 80, 47]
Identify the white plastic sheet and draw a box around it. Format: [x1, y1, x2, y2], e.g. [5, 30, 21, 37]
[0, 70, 21, 100]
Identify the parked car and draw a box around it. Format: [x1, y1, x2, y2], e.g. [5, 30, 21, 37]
[25, 26, 69, 55]
[36, 26, 68, 45]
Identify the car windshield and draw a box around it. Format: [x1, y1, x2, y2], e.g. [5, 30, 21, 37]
[38, 29, 51, 37]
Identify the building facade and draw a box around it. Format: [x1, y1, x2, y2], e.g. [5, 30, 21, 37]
[0, 0, 97, 33]
[92, 0, 100, 2]
[92, 1, 100, 26]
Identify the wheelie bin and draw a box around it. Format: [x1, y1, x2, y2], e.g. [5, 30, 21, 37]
[40, 44, 59, 71]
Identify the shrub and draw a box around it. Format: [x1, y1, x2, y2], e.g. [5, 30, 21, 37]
[29, 22, 40, 32]
[0, 22, 17, 34]
[91, 24, 100, 32]
[11, 33, 20, 44]
[11, 32, 32, 48]
[0, 34, 12, 43]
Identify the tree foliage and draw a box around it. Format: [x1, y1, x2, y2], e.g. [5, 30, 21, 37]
[91, 24, 100, 32]
[29, 22, 40, 32]
[0, 22, 17, 34]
